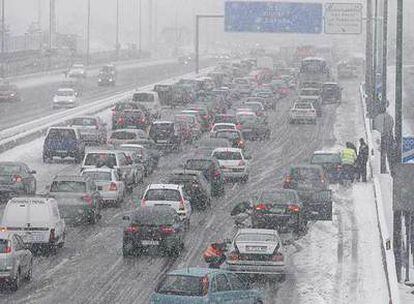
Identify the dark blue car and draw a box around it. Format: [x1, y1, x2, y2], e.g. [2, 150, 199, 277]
[43, 127, 85, 163]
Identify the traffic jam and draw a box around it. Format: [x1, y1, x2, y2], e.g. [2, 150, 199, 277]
[0, 48, 357, 303]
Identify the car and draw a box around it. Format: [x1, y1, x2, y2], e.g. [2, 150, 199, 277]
[195, 138, 232, 156]
[1, 196, 65, 252]
[214, 113, 237, 124]
[252, 89, 276, 110]
[165, 170, 212, 210]
[210, 123, 237, 136]
[0, 81, 21, 102]
[242, 101, 266, 118]
[128, 138, 161, 168]
[42, 127, 85, 163]
[149, 121, 182, 152]
[132, 91, 162, 119]
[140, 184, 192, 227]
[183, 106, 211, 131]
[69, 116, 107, 145]
[211, 147, 250, 182]
[108, 129, 147, 146]
[283, 164, 332, 221]
[0, 231, 32, 291]
[118, 144, 154, 176]
[289, 101, 317, 124]
[299, 88, 322, 116]
[174, 113, 202, 141]
[122, 206, 186, 257]
[321, 82, 342, 104]
[81, 150, 136, 190]
[112, 102, 148, 130]
[48, 175, 102, 224]
[310, 151, 343, 183]
[80, 167, 126, 207]
[150, 267, 263, 304]
[250, 190, 307, 234]
[213, 129, 245, 150]
[225, 228, 287, 280]
[0, 162, 36, 200]
[52, 88, 79, 109]
[97, 64, 116, 86]
[183, 155, 225, 197]
[68, 63, 87, 78]
[112, 147, 146, 185]
[236, 111, 270, 141]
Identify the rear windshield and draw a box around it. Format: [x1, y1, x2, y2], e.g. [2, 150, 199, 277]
[214, 115, 236, 124]
[0, 240, 8, 253]
[185, 159, 210, 170]
[216, 131, 240, 140]
[300, 90, 319, 96]
[236, 233, 277, 243]
[311, 154, 341, 164]
[82, 172, 112, 181]
[245, 103, 262, 111]
[115, 103, 140, 111]
[254, 191, 297, 204]
[145, 189, 181, 201]
[47, 129, 76, 140]
[156, 275, 206, 297]
[56, 90, 74, 96]
[50, 181, 87, 193]
[291, 167, 321, 181]
[213, 151, 242, 160]
[71, 118, 96, 126]
[131, 211, 176, 226]
[237, 114, 256, 123]
[84, 153, 117, 167]
[0, 164, 20, 175]
[295, 103, 312, 109]
[133, 93, 154, 102]
[214, 124, 234, 131]
[150, 124, 173, 136]
[111, 131, 137, 140]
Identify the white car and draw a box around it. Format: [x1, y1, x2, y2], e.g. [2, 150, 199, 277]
[108, 129, 147, 146]
[211, 147, 249, 182]
[52, 88, 79, 109]
[132, 91, 161, 119]
[210, 123, 237, 136]
[141, 184, 192, 226]
[81, 168, 126, 207]
[289, 101, 317, 124]
[68, 63, 87, 78]
[1, 197, 66, 253]
[225, 228, 287, 280]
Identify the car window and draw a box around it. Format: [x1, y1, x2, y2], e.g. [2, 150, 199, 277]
[0, 164, 21, 175]
[185, 159, 210, 171]
[111, 131, 137, 140]
[71, 118, 96, 126]
[118, 153, 128, 166]
[236, 233, 278, 243]
[82, 171, 112, 181]
[213, 151, 242, 160]
[144, 189, 181, 201]
[133, 93, 154, 102]
[155, 275, 207, 297]
[213, 274, 231, 292]
[0, 239, 9, 253]
[311, 154, 341, 164]
[50, 181, 87, 193]
[13, 235, 23, 251]
[47, 129, 76, 140]
[84, 153, 117, 167]
[227, 274, 247, 290]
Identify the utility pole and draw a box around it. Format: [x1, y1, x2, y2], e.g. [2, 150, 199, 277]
[372, 0, 378, 115]
[148, 0, 153, 50]
[365, 0, 374, 118]
[115, 0, 119, 59]
[49, 0, 55, 50]
[394, 0, 404, 282]
[86, 0, 90, 65]
[138, 0, 142, 54]
[380, 0, 388, 174]
[1, 0, 4, 78]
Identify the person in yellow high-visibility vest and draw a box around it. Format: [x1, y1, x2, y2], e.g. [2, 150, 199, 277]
[341, 142, 357, 181]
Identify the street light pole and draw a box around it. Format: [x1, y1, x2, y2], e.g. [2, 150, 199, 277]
[115, 0, 119, 59]
[365, 0, 374, 118]
[380, 0, 388, 174]
[1, 0, 4, 78]
[86, 0, 90, 65]
[138, 0, 142, 54]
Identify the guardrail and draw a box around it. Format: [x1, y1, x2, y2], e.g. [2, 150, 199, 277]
[0, 67, 214, 153]
[359, 83, 400, 304]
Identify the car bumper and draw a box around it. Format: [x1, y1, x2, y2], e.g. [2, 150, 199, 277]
[53, 102, 77, 108]
[225, 262, 286, 275]
[100, 191, 120, 202]
[221, 169, 248, 180]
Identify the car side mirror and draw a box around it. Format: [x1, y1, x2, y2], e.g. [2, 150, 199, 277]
[29, 170, 36, 174]
[122, 215, 130, 221]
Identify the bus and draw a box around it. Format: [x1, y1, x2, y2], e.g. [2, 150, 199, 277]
[299, 57, 330, 83]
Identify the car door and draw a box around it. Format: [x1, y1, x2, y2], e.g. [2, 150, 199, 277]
[209, 274, 235, 303]
[13, 235, 29, 275]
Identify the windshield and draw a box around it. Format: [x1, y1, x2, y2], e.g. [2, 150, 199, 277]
[213, 151, 242, 160]
[133, 93, 154, 102]
[82, 172, 112, 181]
[156, 275, 206, 297]
[236, 233, 278, 243]
[50, 181, 87, 193]
[145, 189, 181, 201]
[254, 191, 297, 204]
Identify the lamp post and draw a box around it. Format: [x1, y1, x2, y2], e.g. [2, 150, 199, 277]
[86, 0, 90, 65]
[115, 0, 119, 59]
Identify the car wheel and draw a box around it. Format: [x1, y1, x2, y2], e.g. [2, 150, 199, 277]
[10, 269, 21, 292]
[25, 260, 33, 281]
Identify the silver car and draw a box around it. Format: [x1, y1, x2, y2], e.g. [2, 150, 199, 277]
[69, 116, 107, 145]
[225, 228, 287, 280]
[52, 88, 79, 109]
[0, 231, 32, 291]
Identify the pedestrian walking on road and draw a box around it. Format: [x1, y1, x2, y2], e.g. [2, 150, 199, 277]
[357, 138, 369, 182]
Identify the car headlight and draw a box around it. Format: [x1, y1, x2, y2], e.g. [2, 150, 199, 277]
[98, 79, 102, 82]
[109, 78, 113, 81]
[10, 93, 15, 97]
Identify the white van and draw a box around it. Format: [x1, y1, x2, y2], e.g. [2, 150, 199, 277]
[132, 91, 161, 119]
[1, 197, 65, 252]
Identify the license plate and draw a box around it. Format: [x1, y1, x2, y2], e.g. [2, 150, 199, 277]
[141, 240, 159, 246]
[246, 246, 267, 252]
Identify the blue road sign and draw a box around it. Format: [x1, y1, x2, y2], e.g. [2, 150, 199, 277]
[224, 1, 323, 34]
[402, 137, 414, 163]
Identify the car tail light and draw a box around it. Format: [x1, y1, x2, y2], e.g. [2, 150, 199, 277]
[109, 182, 118, 191]
[272, 252, 284, 262]
[336, 164, 342, 171]
[283, 176, 293, 189]
[126, 226, 139, 233]
[49, 228, 56, 242]
[141, 199, 146, 207]
[12, 175, 22, 183]
[228, 251, 240, 261]
[82, 194, 93, 207]
[160, 225, 175, 235]
[4, 245, 11, 254]
[179, 199, 185, 210]
[213, 170, 221, 178]
[288, 204, 301, 213]
[255, 203, 268, 211]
